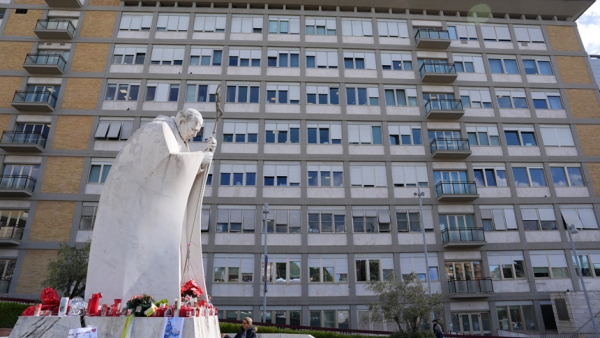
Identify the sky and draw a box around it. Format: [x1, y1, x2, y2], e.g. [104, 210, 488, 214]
[577, 1, 600, 55]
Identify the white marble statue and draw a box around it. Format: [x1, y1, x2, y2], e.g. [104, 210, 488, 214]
[85, 108, 216, 304]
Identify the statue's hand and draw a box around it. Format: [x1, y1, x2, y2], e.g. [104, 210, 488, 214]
[201, 151, 214, 165]
[205, 136, 217, 152]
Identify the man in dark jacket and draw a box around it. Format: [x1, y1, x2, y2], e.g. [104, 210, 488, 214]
[222, 317, 257, 338]
[432, 319, 444, 338]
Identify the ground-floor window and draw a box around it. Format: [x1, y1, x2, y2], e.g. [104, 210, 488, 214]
[451, 312, 491, 335]
[497, 305, 536, 332]
[309, 309, 349, 328]
[262, 310, 301, 326]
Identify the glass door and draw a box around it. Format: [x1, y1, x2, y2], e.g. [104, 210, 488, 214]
[451, 313, 491, 335]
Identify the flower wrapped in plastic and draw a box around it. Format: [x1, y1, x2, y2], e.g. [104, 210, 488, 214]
[22, 287, 62, 316]
[126, 294, 155, 317]
[180, 279, 204, 298]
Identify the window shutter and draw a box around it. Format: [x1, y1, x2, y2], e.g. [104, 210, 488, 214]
[504, 209, 518, 229]
[289, 210, 301, 229]
[151, 47, 162, 62]
[316, 52, 327, 67]
[326, 19, 336, 30]
[492, 209, 506, 230]
[341, 20, 352, 35]
[243, 209, 255, 230]
[378, 210, 391, 223]
[95, 121, 110, 138]
[514, 27, 529, 41]
[331, 124, 342, 140]
[289, 18, 300, 34]
[178, 15, 189, 31]
[130, 16, 143, 30]
[375, 166, 387, 187]
[561, 208, 583, 229]
[391, 166, 404, 184]
[556, 128, 574, 146]
[335, 258, 348, 274]
[359, 125, 371, 143]
[289, 165, 301, 184]
[215, 16, 226, 30]
[141, 15, 152, 30]
[389, 22, 400, 37]
[362, 21, 373, 36]
[194, 16, 205, 31]
[166, 16, 178, 31]
[538, 208, 556, 221]
[521, 208, 538, 220]
[348, 125, 360, 143]
[549, 254, 567, 268]
[201, 209, 210, 231]
[530, 254, 548, 267]
[496, 26, 511, 40]
[423, 209, 434, 229]
[217, 209, 229, 223]
[106, 122, 122, 139]
[350, 166, 362, 185]
[404, 166, 416, 184]
[351, 20, 362, 36]
[119, 15, 132, 30]
[252, 17, 263, 29]
[528, 27, 544, 42]
[416, 165, 428, 183]
[579, 208, 598, 229]
[231, 17, 242, 32]
[241, 258, 253, 273]
[327, 52, 338, 68]
[481, 26, 496, 40]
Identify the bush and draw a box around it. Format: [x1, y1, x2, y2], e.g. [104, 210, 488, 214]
[218, 322, 376, 338]
[0, 302, 31, 328]
[389, 331, 435, 338]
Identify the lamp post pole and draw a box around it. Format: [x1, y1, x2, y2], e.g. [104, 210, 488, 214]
[415, 185, 434, 323]
[262, 203, 269, 323]
[567, 224, 599, 338]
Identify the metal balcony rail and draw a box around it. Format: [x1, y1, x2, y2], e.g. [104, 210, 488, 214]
[419, 62, 456, 77]
[12, 90, 57, 108]
[24, 53, 67, 70]
[441, 228, 485, 244]
[0, 175, 37, 192]
[414, 28, 451, 41]
[425, 99, 463, 113]
[35, 19, 76, 35]
[0, 226, 24, 240]
[1, 131, 47, 148]
[430, 138, 470, 152]
[435, 181, 477, 197]
[447, 277, 493, 294]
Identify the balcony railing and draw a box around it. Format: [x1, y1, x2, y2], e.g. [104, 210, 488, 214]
[0, 226, 24, 241]
[425, 99, 463, 113]
[448, 278, 493, 295]
[0, 131, 48, 151]
[414, 28, 452, 48]
[34, 19, 76, 39]
[12, 91, 57, 111]
[0, 175, 37, 193]
[435, 181, 477, 198]
[0, 280, 9, 293]
[441, 228, 485, 244]
[23, 54, 67, 74]
[430, 138, 470, 153]
[419, 62, 457, 78]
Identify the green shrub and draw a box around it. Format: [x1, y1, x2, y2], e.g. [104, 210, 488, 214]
[0, 302, 31, 328]
[389, 331, 435, 338]
[218, 322, 383, 338]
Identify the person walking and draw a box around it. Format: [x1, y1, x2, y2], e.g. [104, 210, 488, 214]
[432, 319, 444, 338]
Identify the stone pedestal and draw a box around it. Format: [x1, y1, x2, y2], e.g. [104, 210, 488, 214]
[9, 315, 221, 338]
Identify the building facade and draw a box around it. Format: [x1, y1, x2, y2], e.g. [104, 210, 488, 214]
[0, 0, 600, 334]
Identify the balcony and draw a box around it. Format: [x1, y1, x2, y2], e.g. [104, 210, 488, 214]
[448, 278, 493, 298]
[0, 132, 47, 153]
[0, 175, 37, 196]
[425, 99, 464, 119]
[11, 91, 57, 112]
[414, 28, 451, 49]
[23, 54, 66, 74]
[430, 138, 471, 158]
[441, 228, 486, 247]
[34, 19, 76, 39]
[435, 181, 478, 201]
[0, 280, 9, 294]
[0, 227, 24, 245]
[45, 0, 82, 7]
[419, 62, 457, 83]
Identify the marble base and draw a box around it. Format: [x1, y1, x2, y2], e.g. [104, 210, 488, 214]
[9, 315, 221, 338]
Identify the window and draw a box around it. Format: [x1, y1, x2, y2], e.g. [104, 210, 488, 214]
[531, 91, 563, 109]
[307, 122, 341, 144]
[346, 87, 379, 106]
[341, 19, 373, 37]
[377, 20, 408, 38]
[264, 208, 301, 233]
[22, 85, 59, 105]
[156, 14, 189, 32]
[447, 23, 478, 40]
[220, 309, 253, 321]
[347, 123, 381, 144]
[497, 305, 537, 332]
[396, 207, 434, 232]
[228, 49, 261, 67]
[352, 209, 391, 233]
[400, 253, 439, 281]
[231, 15, 263, 33]
[267, 49, 299, 68]
[222, 121, 258, 143]
[305, 50, 338, 69]
[0, 209, 28, 232]
[112, 46, 146, 65]
[191, 120, 215, 142]
[79, 203, 98, 230]
[308, 209, 345, 233]
[439, 214, 476, 234]
[380, 52, 413, 71]
[573, 252, 600, 277]
[560, 205, 598, 230]
[355, 254, 393, 281]
[216, 207, 255, 233]
[262, 255, 301, 283]
[445, 261, 483, 280]
[13, 123, 50, 146]
[219, 163, 256, 186]
[522, 57, 553, 75]
[262, 310, 301, 326]
[150, 46, 184, 65]
[384, 88, 418, 107]
[350, 164, 387, 187]
[268, 16, 299, 34]
[105, 81, 140, 101]
[193, 14, 226, 32]
[391, 163, 428, 187]
[473, 166, 507, 187]
[388, 124, 422, 145]
[530, 251, 568, 278]
[514, 25, 544, 43]
[265, 121, 299, 144]
[504, 126, 536, 146]
[263, 162, 300, 187]
[185, 83, 218, 103]
[226, 84, 260, 103]
[551, 165, 584, 187]
[307, 164, 343, 187]
[520, 206, 556, 230]
[306, 85, 339, 105]
[1, 164, 39, 182]
[145, 83, 179, 102]
[189, 48, 222, 66]
[343, 51, 376, 70]
[459, 88, 492, 108]
[512, 166, 546, 187]
[488, 252, 526, 279]
[95, 119, 134, 140]
[88, 161, 112, 183]
[213, 254, 254, 282]
[308, 255, 348, 282]
[305, 17, 336, 35]
[488, 57, 519, 74]
[428, 130, 460, 145]
[0, 259, 16, 292]
[466, 125, 499, 146]
[119, 13, 152, 31]
[311, 310, 350, 329]
[453, 54, 485, 73]
[480, 206, 518, 231]
[539, 125, 574, 147]
[266, 84, 300, 104]
[481, 24, 511, 42]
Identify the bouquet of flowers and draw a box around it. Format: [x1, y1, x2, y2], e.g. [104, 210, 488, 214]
[126, 294, 156, 317]
[180, 279, 203, 298]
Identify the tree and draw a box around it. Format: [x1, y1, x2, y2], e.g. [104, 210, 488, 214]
[365, 272, 444, 333]
[41, 242, 90, 298]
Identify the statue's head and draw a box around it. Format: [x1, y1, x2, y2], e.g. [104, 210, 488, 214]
[175, 108, 204, 141]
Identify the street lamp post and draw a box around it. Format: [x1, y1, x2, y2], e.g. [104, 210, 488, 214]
[262, 203, 269, 323]
[567, 224, 599, 338]
[415, 185, 434, 323]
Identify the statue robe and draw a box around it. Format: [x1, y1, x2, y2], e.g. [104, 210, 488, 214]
[86, 115, 209, 303]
